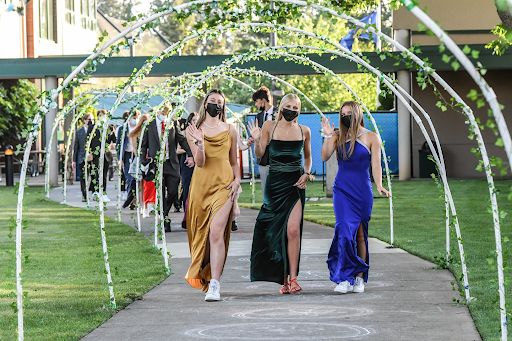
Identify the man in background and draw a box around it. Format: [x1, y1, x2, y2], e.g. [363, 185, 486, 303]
[252, 86, 274, 194]
[73, 112, 94, 202]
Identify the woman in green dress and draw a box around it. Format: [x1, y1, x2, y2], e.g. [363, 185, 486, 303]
[247, 93, 312, 294]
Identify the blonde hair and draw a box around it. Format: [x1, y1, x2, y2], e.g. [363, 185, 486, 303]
[128, 114, 149, 138]
[276, 94, 301, 121]
[334, 101, 365, 160]
[196, 89, 227, 129]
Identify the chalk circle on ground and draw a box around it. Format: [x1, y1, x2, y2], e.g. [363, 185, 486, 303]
[185, 322, 372, 339]
[232, 307, 373, 319]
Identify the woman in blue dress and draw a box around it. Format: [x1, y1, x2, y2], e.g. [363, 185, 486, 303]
[321, 101, 391, 294]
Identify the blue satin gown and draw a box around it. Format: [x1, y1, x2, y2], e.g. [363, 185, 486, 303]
[327, 130, 373, 285]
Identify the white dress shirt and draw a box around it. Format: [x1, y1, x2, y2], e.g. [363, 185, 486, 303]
[155, 115, 170, 160]
[264, 106, 274, 121]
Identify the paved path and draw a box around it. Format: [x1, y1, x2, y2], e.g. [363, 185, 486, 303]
[48, 182, 481, 341]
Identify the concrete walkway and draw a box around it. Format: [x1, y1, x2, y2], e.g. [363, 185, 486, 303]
[48, 180, 481, 341]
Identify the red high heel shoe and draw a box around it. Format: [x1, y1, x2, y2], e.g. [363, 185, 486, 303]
[289, 278, 302, 293]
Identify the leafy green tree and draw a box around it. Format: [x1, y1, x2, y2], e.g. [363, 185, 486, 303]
[0, 80, 38, 147]
[218, 10, 379, 112]
[98, 0, 141, 20]
[150, 0, 229, 55]
[487, 0, 512, 54]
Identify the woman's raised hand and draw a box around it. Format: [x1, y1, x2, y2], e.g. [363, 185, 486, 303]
[186, 121, 204, 143]
[247, 119, 262, 141]
[321, 117, 335, 137]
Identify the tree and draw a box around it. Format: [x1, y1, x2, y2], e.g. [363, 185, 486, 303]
[0, 80, 38, 148]
[97, 0, 141, 20]
[487, 0, 512, 54]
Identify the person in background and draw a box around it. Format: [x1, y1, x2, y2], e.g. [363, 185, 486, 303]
[252, 86, 274, 195]
[178, 112, 198, 229]
[230, 133, 254, 232]
[117, 110, 140, 201]
[73, 112, 94, 202]
[141, 104, 194, 232]
[87, 109, 117, 202]
[320, 101, 391, 295]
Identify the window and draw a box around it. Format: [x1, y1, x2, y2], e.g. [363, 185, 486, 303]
[65, 0, 75, 25]
[40, 0, 56, 42]
[80, 0, 96, 31]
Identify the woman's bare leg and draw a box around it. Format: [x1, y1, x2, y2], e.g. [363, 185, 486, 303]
[356, 222, 366, 278]
[209, 198, 234, 280]
[287, 199, 302, 289]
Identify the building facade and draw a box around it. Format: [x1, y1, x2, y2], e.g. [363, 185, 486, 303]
[0, 0, 98, 59]
[393, 0, 512, 178]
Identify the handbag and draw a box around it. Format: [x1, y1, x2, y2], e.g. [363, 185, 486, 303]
[258, 122, 276, 166]
[141, 158, 156, 182]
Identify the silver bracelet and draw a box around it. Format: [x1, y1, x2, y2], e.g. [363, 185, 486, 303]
[324, 135, 333, 139]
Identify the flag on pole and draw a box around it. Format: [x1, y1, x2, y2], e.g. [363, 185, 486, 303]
[339, 12, 377, 51]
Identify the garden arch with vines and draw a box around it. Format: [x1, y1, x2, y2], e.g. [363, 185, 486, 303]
[9, 0, 510, 340]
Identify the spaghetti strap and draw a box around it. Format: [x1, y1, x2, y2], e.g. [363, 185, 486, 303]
[269, 121, 278, 142]
[299, 124, 304, 141]
[356, 130, 370, 138]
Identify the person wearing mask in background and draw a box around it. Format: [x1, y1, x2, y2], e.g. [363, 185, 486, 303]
[73, 112, 94, 202]
[117, 110, 140, 201]
[141, 104, 194, 232]
[87, 109, 117, 202]
[178, 112, 198, 229]
[252, 86, 274, 195]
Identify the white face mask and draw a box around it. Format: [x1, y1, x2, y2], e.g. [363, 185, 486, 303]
[158, 114, 166, 122]
[130, 119, 137, 126]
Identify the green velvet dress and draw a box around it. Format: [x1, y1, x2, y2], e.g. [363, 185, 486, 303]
[250, 133, 305, 285]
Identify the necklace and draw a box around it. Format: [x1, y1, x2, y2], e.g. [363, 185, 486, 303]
[203, 121, 220, 129]
[279, 121, 295, 134]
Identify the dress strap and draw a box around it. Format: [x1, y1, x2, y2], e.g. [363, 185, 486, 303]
[268, 121, 278, 145]
[299, 124, 304, 141]
[356, 129, 370, 138]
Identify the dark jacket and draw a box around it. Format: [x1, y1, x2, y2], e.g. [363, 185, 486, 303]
[141, 119, 192, 174]
[87, 123, 117, 163]
[73, 126, 88, 164]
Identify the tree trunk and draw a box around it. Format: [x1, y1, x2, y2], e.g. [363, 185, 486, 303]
[498, 8, 512, 29]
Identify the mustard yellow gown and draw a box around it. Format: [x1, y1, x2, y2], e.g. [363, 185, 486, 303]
[185, 130, 234, 292]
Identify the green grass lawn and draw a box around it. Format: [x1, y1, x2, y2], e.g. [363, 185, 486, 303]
[240, 179, 512, 341]
[0, 187, 168, 341]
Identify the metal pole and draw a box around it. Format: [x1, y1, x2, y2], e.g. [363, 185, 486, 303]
[376, 0, 382, 109]
[270, 1, 278, 106]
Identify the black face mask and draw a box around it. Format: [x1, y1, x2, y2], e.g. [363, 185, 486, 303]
[206, 103, 222, 118]
[282, 108, 299, 122]
[341, 115, 352, 129]
[258, 105, 266, 111]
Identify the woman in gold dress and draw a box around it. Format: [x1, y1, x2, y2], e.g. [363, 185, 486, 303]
[185, 89, 241, 302]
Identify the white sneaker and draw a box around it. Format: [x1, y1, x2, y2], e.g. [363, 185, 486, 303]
[92, 192, 99, 201]
[121, 192, 127, 200]
[334, 280, 353, 294]
[205, 279, 221, 301]
[353, 277, 365, 293]
[102, 194, 110, 202]
[142, 208, 149, 218]
[148, 203, 155, 213]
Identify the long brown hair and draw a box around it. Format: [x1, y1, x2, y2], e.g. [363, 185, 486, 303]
[196, 89, 227, 129]
[334, 101, 365, 160]
[128, 114, 149, 138]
